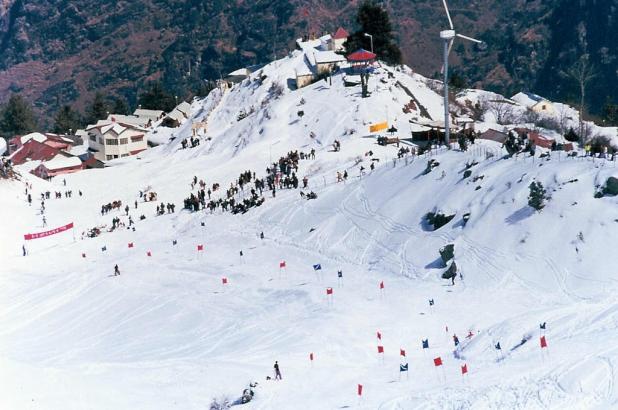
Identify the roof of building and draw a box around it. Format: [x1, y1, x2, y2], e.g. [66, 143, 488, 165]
[295, 55, 314, 76]
[164, 109, 187, 123]
[176, 101, 192, 116]
[10, 139, 59, 165]
[133, 109, 165, 119]
[20, 132, 48, 144]
[511, 91, 550, 107]
[227, 67, 251, 78]
[40, 155, 83, 170]
[333, 27, 349, 40]
[314, 50, 347, 64]
[87, 119, 147, 133]
[107, 114, 150, 127]
[347, 48, 377, 62]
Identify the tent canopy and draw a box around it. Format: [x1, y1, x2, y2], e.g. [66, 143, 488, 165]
[347, 48, 377, 62]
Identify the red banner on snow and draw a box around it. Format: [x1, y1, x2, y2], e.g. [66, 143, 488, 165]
[326, 287, 333, 295]
[377, 331, 382, 340]
[461, 364, 468, 374]
[279, 261, 286, 268]
[379, 281, 385, 289]
[400, 348, 406, 357]
[222, 277, 228, 284]
[433, 357, 443, 367]
[540, 335, 547, 348]
[24, 222, 74, 240]
[309, 352, 314, 361]
[377, 345, 384, 354]
[197, 244, 204, 251]
[128, 242, 134, 248]
[357, 384, 363, 396]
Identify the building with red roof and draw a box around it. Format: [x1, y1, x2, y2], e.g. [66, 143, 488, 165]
[332, 27, 349, 51]
[10, 139, 60, 165]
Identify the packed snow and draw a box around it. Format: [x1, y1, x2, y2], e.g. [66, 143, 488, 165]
[2, 54, 618, 410]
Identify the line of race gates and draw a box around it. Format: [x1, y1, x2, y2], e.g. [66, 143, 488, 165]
[82, 239, 551, 399]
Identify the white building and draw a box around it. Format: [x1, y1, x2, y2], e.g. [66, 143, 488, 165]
[161, 101, 192, 128]
[511, 92, 556, 115]
[314, 50, 347, 75]
[86, 120, 148, 162]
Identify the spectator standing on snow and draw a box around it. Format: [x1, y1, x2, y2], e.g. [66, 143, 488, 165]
[274, 361, 282, 380]
[114, 264, 120, 276]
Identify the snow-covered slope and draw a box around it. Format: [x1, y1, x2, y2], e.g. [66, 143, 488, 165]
[2, 55, 618, 410]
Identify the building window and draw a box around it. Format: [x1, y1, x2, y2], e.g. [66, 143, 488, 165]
[106, 155, 114, 160]
[542, 105, 546, 110]
[113, 155, 118, 159]
[89, 134, 96, 141]
[131, 136, 144, 143]
[98, 137, 103, 144]
[121, 153, 129, 157]
[120, 138, 128, 145]
[106, 139, 119, 145]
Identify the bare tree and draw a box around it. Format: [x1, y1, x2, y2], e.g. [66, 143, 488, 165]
[556, 104, 570, 136]
[482, 97, 516, 125]
[561, 54, 597, 145]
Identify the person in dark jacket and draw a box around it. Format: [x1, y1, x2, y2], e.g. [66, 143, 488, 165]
[114, 264, 120, 276]
[274, 361, 282, 380]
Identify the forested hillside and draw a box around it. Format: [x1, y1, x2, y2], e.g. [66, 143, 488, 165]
[0, 0, 616, 122]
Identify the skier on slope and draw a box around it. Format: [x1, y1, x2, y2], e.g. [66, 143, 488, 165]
[114, 264, 120, 276]
[273, 361, 282, 380]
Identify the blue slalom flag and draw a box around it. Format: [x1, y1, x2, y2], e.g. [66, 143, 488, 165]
[495, 342, 501, 350]
[539, 322, 546, 330]
[422, 339, 429, 349]
[337, 270, 343, 278]
[101, 246, 107, 252]
[313, 264, 322, 271]
[172, 240, 177, 245]
[429, 299, 434, 306]
[400, 363, 408, 372]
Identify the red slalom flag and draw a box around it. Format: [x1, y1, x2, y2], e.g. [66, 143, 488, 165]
[433, 357, 443, 367]
[147, 251, 152, 257]
[357, 384, 363, 396]
[540, 335, 548, 348]
[377, 331, 382, 340]
[461, 364, 468, 375]
[222, 277, 228, 284]
[309, 352, 314, 361]
[197, 244, 204, 251]
[379, 281, 385, 289]
[377, 345, 384, 354]
[400, 348, 406, 357]
[279, 261, 286, 268]
[128, 242, 134, 248]
[326, 287, 333, 295]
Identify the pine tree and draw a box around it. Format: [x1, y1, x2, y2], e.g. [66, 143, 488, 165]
[138, 82, 176, 112]
[85, 93, 110, 125]
[564, 127, 579, 142]
[344, 1, 402, 65]
[528, 181, 546, 211]
[111, 97, 130, 115]
[52, 105, 82, 134]
[0, 94, 37, 139]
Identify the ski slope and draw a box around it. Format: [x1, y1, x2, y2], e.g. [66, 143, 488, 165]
[2, 54, 618, 409]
